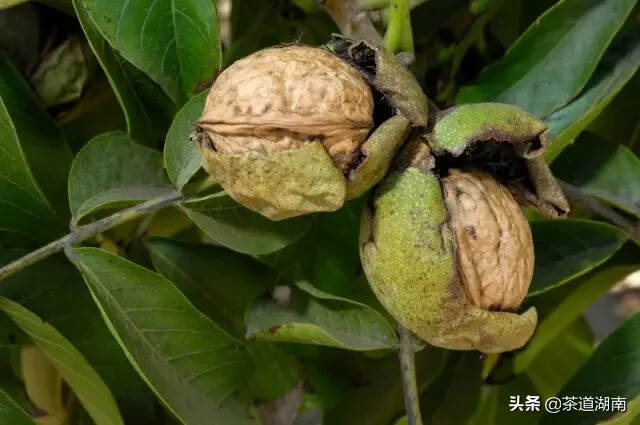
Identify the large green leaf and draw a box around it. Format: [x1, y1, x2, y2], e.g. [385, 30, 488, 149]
[246, 280, 398, 351]
[147, 238, 300, 401]
[147, 237, 276, 337]
[456, 0, 636, 117]
[0, 387, 35, 425]
[73, 0, 155, 147]
[70, 247, 257, 425]
[67, 131, 174, 226]
[81, 0, 221, 104]
[525, 318, 594, 399]
[164, 91, 206, 190]
[529, 220, 627, 295]
[540, 313, 640, 425]
[544, 31, 640, 161]
[181, 192, 312, 256]
[552, 132, 640, 218]
[0, 297, 124, 425]
[0, 251, 157, 424]
[515, 264, 639, 373]
[0, 54, 72, 243]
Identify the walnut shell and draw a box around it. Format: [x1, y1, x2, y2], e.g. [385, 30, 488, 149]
[443, 168, 534, 310]
[199, 45, 374, 170]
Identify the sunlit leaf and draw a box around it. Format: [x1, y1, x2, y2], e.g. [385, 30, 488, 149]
[81, 0, 221, 104]
[457, 0, 636, 117]
[246, 280, 398, 351]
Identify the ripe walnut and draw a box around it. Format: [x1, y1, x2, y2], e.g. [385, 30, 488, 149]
[360, 104, 569, 353]
[197, 40, 428, 220]
[443, 169, 534, 310]
[200, 46, 374, 170]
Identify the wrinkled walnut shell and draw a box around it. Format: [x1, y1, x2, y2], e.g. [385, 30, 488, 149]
[198, 45, 374, 170]
[443, 169, 534, 310]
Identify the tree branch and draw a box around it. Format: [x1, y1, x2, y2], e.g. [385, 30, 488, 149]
[322, 0, 383, 45]
[558, 180, 640, 245]
[0, 191, 184, 282]
[398, 323, 424, 425]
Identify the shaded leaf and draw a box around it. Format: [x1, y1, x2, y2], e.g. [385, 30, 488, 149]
[525, 318, 594, 399]
[246, 281, 397, 351]
[81, 0, 221, 104]
[515, 264, 639, 373]
[181, 192, 312, 256]
[0, 251, 157, 424]
[70, 247, 257, 425]
[164, 90, 206, 190]
[540, 313, 640, 425]
[0, 387, 35, 425]
[420, 352, 482, 425]
[73, 0, 155, 146]
[544, 31, 640, 161]
[529, 220, 627, 295]
[463, 374, 541, 425]
[0, 297, 124, 425]
[325, 346, 447, 425]
[147, 237, 275, 337]
[68, 131, 174, 226]
[0, 53, 72, 243]
[59, 78, 127, 153]
[457, 0, 636, 117]
[247, 342, 300, 401]
[552, 132, 640, 218]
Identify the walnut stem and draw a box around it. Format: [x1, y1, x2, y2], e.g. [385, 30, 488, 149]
[558, 180, 640, 245]
[0, 191, 184, 282]
[383, 0, 414, 54]
[398, 323, 424, 425]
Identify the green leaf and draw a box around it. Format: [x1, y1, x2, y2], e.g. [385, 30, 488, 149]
[70, 247, 258, 425]
[164, 90, 206, 190]
[529, 220, 627, 296]
[68, 131, 174, 226]
[599, 396, 640, 425]
[147, 237, 275, 337]
[0, 297, 124, 425]
[81, 0, 221, 104]
[544, 31, 640, 161]
[456, 0, 637, 117]
[463, 375, 541, 425]
[325, 346, 447, 425]
[0, 53, 72, 243]
[181, 192, 312, 256]
[246, 342, 300, 401]
[73, 0, 155, 147]
[420, 352, 482, 425]
[525, 318, 594, 399]
[147, 239, 301, 402]
[540, 313, 640, 425]
[552, 132, 640, 218]
[246, 281, 398, 351]
[515, 264, 639, 373]
[0, 387, 36, 425]
[0, 251, 157, 424]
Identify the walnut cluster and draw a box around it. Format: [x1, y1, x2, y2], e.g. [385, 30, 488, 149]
[198, 46, 374, 170]
[443, 169, 534, 310]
